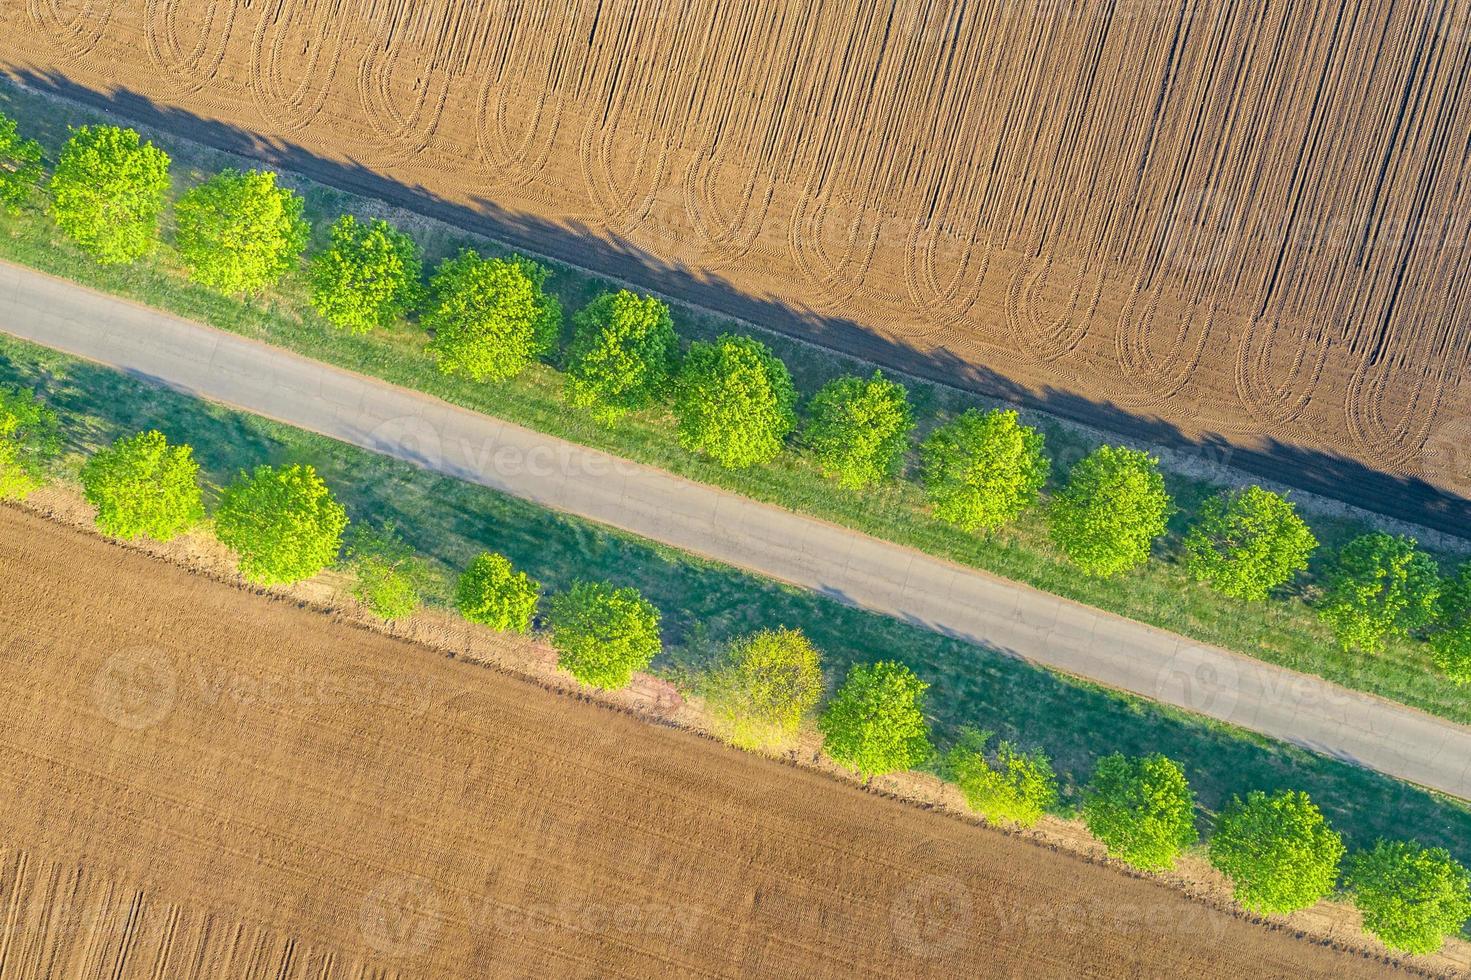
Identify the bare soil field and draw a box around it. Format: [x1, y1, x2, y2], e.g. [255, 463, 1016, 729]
[0, 507, 1428, 977]
[2, 1, 1469, 530]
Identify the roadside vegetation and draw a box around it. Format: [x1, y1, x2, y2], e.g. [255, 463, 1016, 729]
[0, 90, 1467, 725]
[2, 335, 1469, 955]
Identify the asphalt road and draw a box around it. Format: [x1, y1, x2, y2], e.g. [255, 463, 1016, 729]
[2, 259, 1468, 800]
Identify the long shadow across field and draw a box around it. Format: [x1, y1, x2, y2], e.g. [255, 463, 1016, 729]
[4, 68, 1468, 538]
[8, 340, 1470, 867]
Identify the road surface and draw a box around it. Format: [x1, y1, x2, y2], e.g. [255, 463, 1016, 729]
[1, 259, 1468, 800]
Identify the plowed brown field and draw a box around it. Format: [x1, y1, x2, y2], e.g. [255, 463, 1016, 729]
[3, 1, 1469, 529]
[0, 507, 1410, 977]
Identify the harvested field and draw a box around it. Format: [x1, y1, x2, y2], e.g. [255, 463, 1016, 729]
[1, 1, 1469, 529]
[0, 507, 1418, 978]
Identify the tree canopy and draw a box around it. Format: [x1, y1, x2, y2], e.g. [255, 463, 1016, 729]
[548, 581, 662, 689]
[214, 464, 348, 586]
[309, 214, 422, 332]
[1184, 486, 1317, 601]
[455, 552, 540, 633]
[674, 335, 797, 468]
[803, 370, 914, 489]
[49, 125, 170, 264]
[818, 661, 932, 779]
[948, 729, 1058, 827]
[79, 429, 203, 542]
[1207, 790, 1345, 914]
[175, 169, 309, 294]
[1048, 445, 1172, 576]
[0, 385, 58, 501]
[344, 521, 426, 621]
[1317, 533, 1440, 653]
[920, 408, 1049, 531]
[424, 250, 562, 381]
[564, 290, 678, 420]
[705, 627, 824, 750]
[0, 112, 43, 213]
[1430, 563, 1471, 684]
[1346, 840, 1471, 955]
[1082, 752, 1197, 871]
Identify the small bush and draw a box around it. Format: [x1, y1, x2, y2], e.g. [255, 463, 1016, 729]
[1430, 563, 1471, 683]
[1207, 790, 1344, 915]
[310, 214, 423, 332]
[0, 385, 58, 501]
[674, 335, 797, 468]
[175, 169, 309, 295]
[920, 408, 1049, 531]
[0, 112, 43, 213]
[1346, 839, 1471, 955]
[1184, 486, 1317, 601]
[80, 429, 204, 541]
[564, 290, 678, 420]
[705, 627, 824, 750]
[1317, 533, 1439, 653]
[345, 522, 426, 621]
[455, 552, 540, 633]
[947, 729, 1058, 827]
[215, 464, 349, 586]
[425, 250, 561, 382]
[818, 661, 931, 779]
[548, 581, 662, 689]
[49, 125, 170, 264]
[803, 370, 914, 489]
[1082, 752, 1197, 871]
[1048, 445, 1172, 577]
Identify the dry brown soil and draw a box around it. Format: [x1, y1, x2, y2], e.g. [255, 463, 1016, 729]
[2, 1, 1469, 530]
[0, 506, 1417, 977]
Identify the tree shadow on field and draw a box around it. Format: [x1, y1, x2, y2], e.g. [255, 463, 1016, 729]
[4, 69, 1468, 538]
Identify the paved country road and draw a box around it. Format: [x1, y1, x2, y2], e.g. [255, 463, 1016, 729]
[2, 259, 1468, 800]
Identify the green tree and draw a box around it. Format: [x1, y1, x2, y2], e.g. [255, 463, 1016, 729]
[1208, 790, 1345, 914]
[920, 408, 1049, 531]
[49, 125, 170, 264]
[1082, 753, 1197, 871]
[1048, 445, 1172, 576]
[947, 729, 1058, 827]
[818, 661, 931, 779]
[455, 552, 540, 633]
[0, 385, 58, 500]
[564, 290, 677, 421]
[424, 250, 561, 382]
[215, 464, 348, 586]
[175, 169, 309, 294]
[309, 214, 422, 332]
[0, 112, 43, 213]
[674, 335, 796, 468]
[705, 628, 824, 750]
[803, 371, 914, 489]
[344, 522, 426, 621]
[1345, 840, 1471, 955]
[548, 581, 662, 689]
[1184, 486, 1317, 601]
[1430, 564, 1471, 684]
[1317, 533, 1440, 653]
[79, 430, 203, 541]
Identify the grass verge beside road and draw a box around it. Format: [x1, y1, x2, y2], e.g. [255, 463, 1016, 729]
[4, 331, 1470, 870]
[0, 80, 1465, 728]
